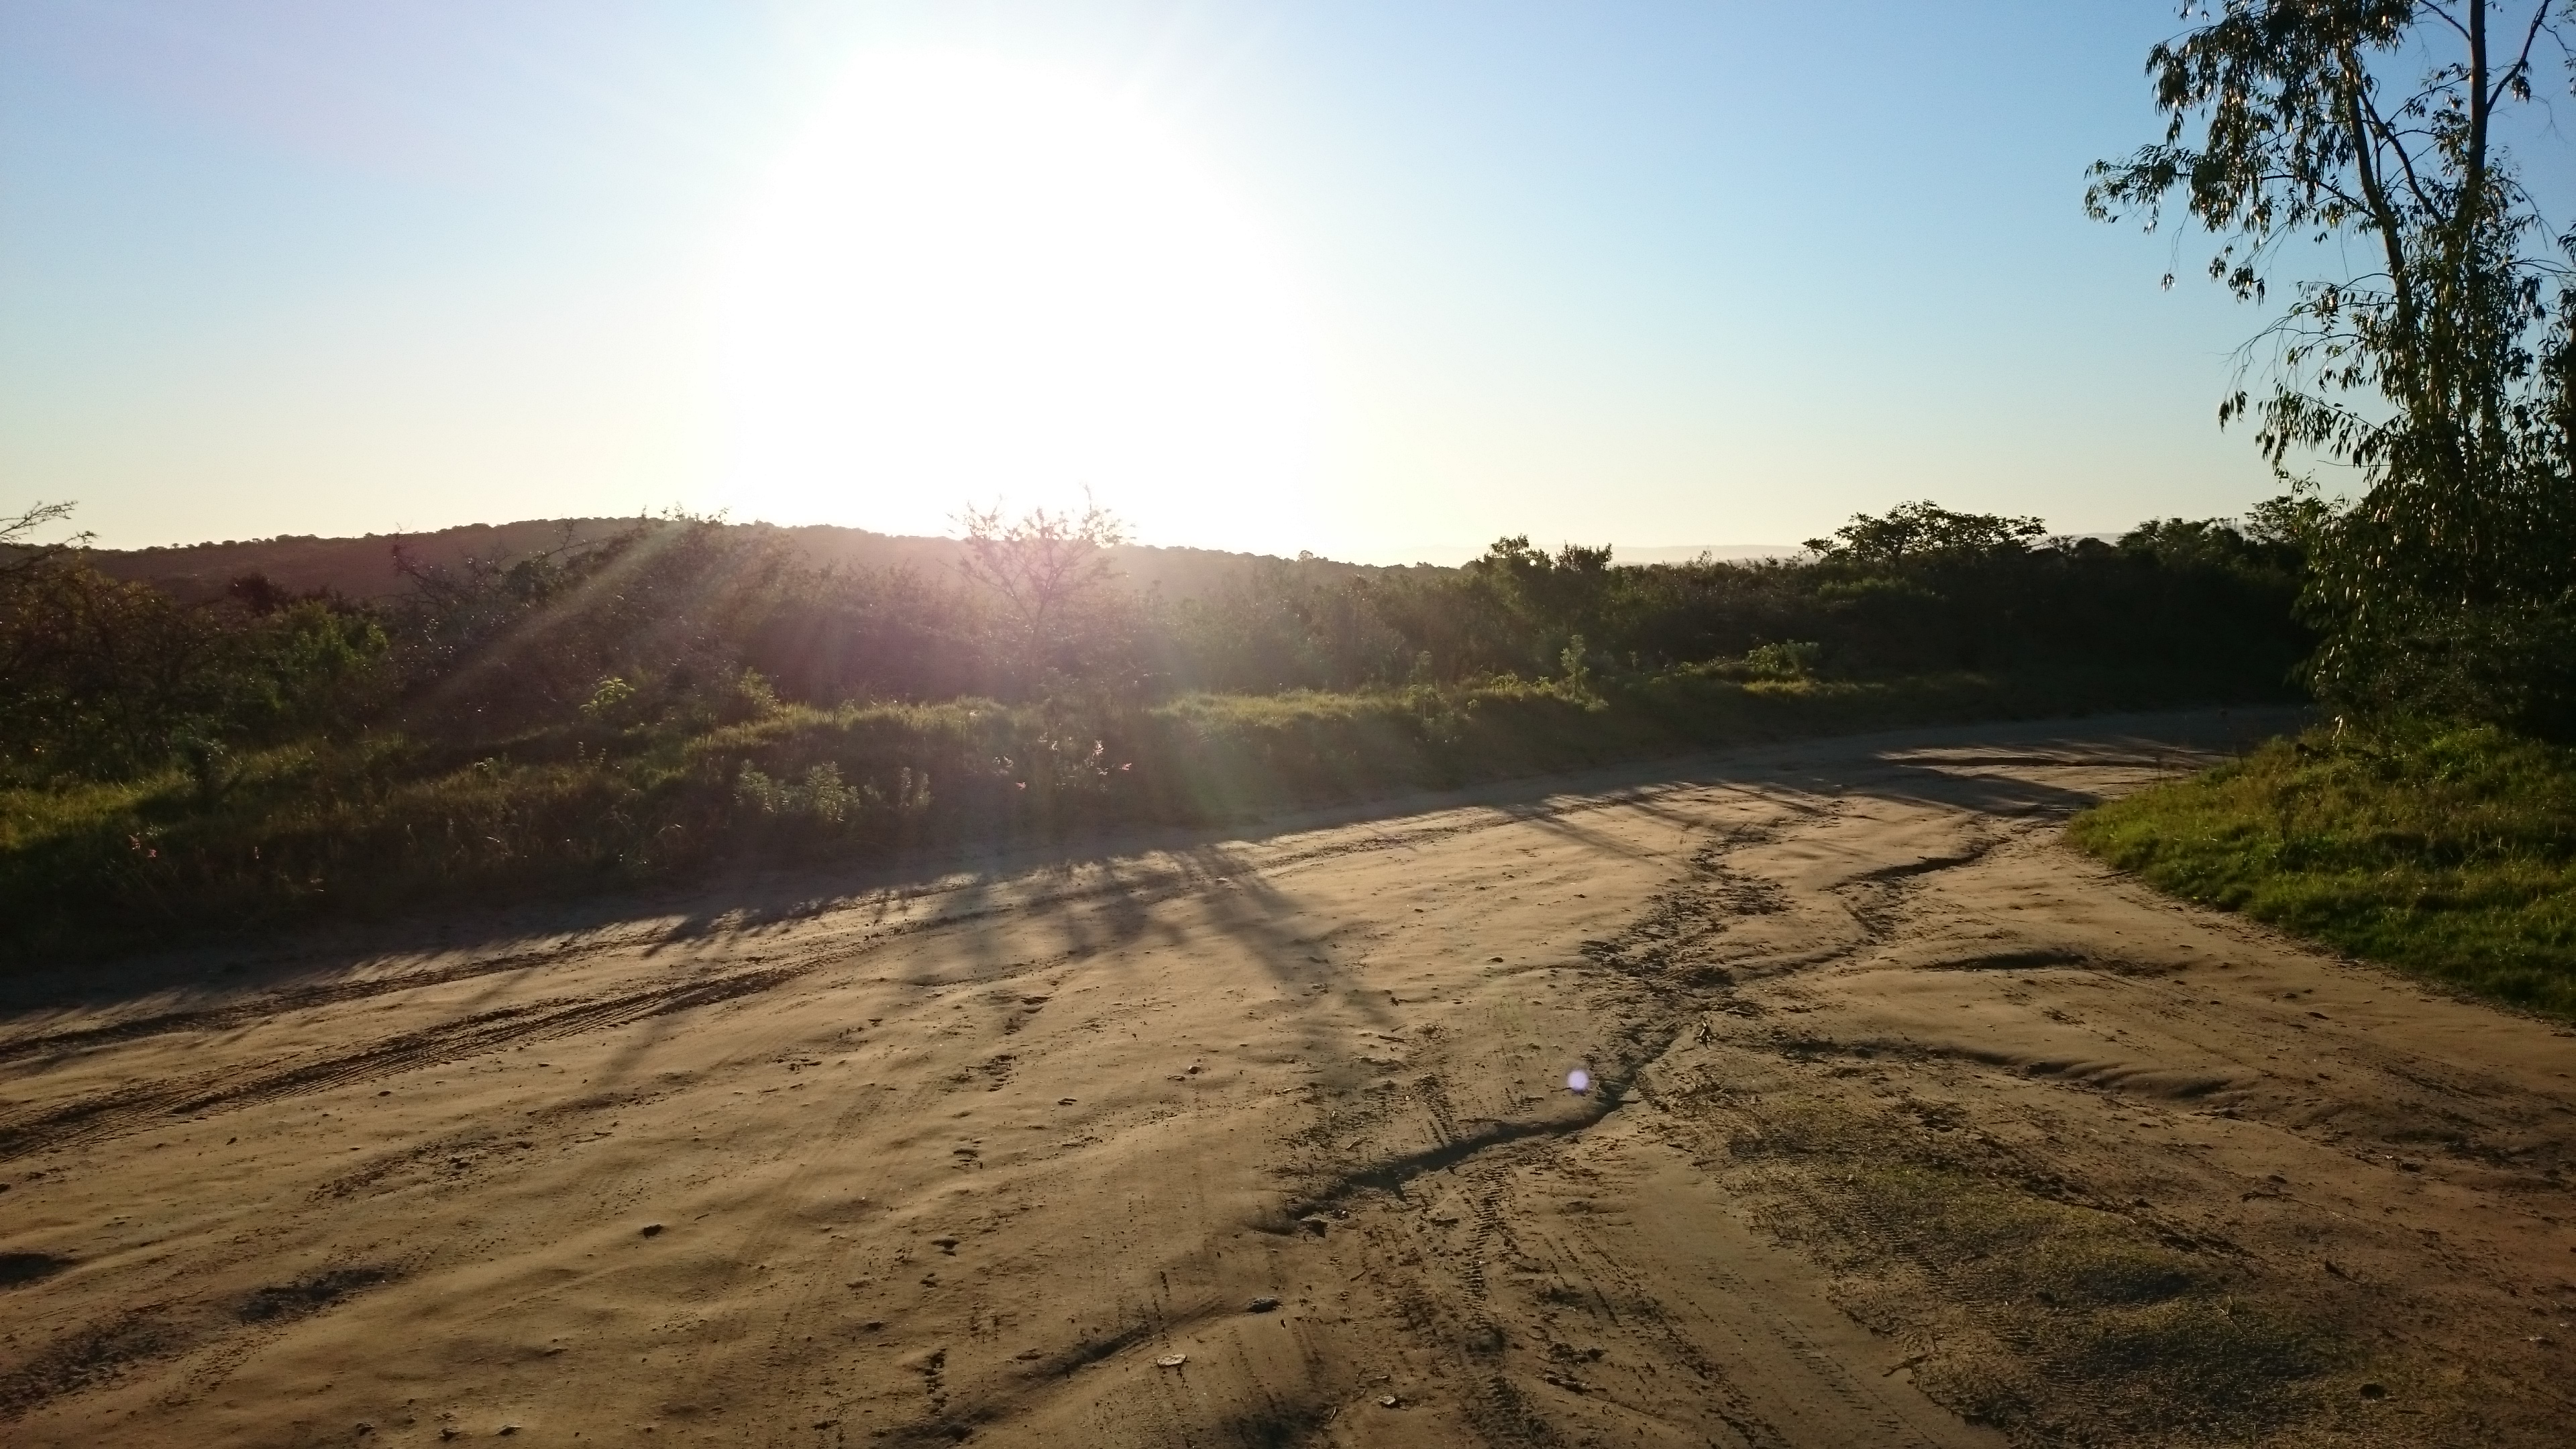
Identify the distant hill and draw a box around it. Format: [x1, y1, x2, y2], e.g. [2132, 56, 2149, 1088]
[66, 521, 1817, 602]
[1613, 544, 1804, 564]
[74, 519, 1442, 605]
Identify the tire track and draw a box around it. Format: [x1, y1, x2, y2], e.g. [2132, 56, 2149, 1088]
[1275, 828, 1814, 1243]
[0, 1266, 400, 1423]
[0, 773, 1752, 1077]
[0, 965, 802, 1162]
[0, 942, 608, 1067]
[1270, 800, 2004, 1448]
[0, 776, 1746, 1072]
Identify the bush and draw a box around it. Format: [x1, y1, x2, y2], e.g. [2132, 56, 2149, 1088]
[0, 498, 2314, 956]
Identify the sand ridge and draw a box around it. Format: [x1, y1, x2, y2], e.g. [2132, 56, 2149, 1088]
[2, 710, 2570, 1445]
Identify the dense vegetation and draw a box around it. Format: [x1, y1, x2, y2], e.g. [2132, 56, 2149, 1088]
[1, 499, 2304, 957]
[2090, 1, 2576, 739]
[2057, 3, 2576, 1018]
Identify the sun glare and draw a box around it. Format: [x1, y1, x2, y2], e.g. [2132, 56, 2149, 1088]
[715, 50, 1321, 548]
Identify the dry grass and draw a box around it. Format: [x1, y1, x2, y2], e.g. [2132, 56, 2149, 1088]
[1729, 1101, 2356, 1446]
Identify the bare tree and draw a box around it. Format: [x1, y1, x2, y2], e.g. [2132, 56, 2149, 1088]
[1, 500, 90, 582]
[953, 496, 1130, 692]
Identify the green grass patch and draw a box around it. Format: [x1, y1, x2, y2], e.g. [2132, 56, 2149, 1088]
[2070, 723, 2576, 1017]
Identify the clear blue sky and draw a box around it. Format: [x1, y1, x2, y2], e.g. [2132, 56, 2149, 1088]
[3, 1, 2308, 560]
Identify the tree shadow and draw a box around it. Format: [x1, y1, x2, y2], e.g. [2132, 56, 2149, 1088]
[0, 707, 2303, 1039]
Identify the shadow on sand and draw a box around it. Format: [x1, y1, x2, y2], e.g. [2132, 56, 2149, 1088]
[0, 706, 2304, 1035]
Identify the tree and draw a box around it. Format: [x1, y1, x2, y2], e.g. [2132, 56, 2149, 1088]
[1803, 502, 2047, 564]
[0, 500, 90, 582]
[953, 497, 1132, 696]
[2088, 1, 2576, 731]
[1458, 536, 1618, 675]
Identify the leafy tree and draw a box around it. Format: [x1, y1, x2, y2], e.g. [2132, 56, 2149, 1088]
[1801, 504, 2051, 671]
[1803, 501, 2047, 563]
[1, 503, 388, 782]
[1459, 537, 1619, 676]
[2088, 1, 2576, 733]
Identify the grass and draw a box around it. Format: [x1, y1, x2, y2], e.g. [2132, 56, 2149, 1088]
[2070, 722, 2576, 1018]
[4, 661, 2279, 962]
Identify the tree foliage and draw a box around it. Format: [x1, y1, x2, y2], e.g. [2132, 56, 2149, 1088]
[2089, 1, 2576, 734]
[0, 498, 2310, 791]
[1804, 500, 2048, 564]
[1, 513, 386, 783]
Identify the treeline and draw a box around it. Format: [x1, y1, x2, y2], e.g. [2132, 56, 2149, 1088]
[0, 497, 2310, 955]
[0, 500, 2308, 789]
[1173, 506, 2306, 695]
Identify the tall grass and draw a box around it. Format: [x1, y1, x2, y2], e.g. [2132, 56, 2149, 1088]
[2070, 724, 2576, 1016]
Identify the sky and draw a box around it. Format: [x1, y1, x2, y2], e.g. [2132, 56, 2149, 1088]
[0, 1, 2473, 562]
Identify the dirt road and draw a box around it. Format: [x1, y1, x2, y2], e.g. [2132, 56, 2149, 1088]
[3, 712, 2571, 1446]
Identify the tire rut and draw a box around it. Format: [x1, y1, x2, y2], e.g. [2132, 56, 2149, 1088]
[0, 941, 613, 1067]
[0, 965, 802, 1162]
[0, 777, 1733, 1074]
[1282, 822, 1839, 1222]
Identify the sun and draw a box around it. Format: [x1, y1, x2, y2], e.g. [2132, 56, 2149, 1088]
[714, 50, 1322, 549]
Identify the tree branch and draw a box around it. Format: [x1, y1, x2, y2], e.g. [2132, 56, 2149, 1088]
[2487, 0, 2554, 107]
[2356, 80, 2436, 217]
[2465, 0, 2491, 241]
[2418, 1, 2475, 44]
[2342, 47, 2426, 387]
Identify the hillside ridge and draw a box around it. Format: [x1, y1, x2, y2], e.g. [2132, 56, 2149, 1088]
[72, 518, 1443, 604]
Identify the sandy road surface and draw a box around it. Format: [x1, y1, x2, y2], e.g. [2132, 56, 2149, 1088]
[3, 711, 2573, 1447]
